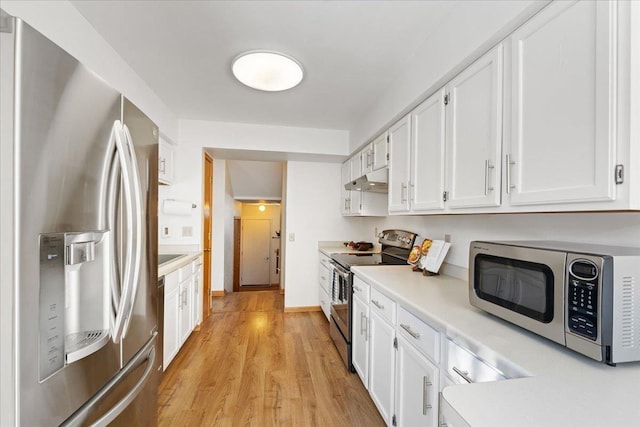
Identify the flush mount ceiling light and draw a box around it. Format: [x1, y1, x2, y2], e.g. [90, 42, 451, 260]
[232, 50, 304, 92]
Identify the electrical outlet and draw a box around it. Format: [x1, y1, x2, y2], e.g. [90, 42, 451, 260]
[161, 226, 171, 238]
[444, 234, 451, 243]
[182, 226, 193, 237]
[374, 227, 378, 238]
[289, 232, 295, 242]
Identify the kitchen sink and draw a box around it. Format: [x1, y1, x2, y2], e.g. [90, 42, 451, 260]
[158, 253, 186, 265]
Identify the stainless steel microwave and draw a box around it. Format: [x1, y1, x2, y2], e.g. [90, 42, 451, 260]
[469, 240, 640, 365]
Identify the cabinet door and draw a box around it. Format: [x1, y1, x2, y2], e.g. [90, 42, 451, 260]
[369, 309, 396, 425]
[388, 115, 411, 213]
[350, 153, 363, 181]
[361, 143, 374, 174]
[507, 0, 616, 205]
[192, 263, 201, 327]
[341, 162, 351, 215]
[158, 137, 175, 185]
[179, 281, 192, 345]
[395, 335, 440, 427]
[163, 286, 180, 370]
[411, 89, 447, 212]
[445, 45, 503, 209]
[352, 295, 370, 389]
[372, 132, 389, 171]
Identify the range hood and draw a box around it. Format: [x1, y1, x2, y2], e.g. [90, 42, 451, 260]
[344, 168, 388, 193]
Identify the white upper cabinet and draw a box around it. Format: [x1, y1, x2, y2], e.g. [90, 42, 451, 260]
[506, 0, 616, 206]
[361, 143, 374, 175]
[349, 152, 362, 182]
[411, 89, 447, 212]
[372, 132, 389, 171]
[158, 135, 175, 185]
[388, 115, 412, 213]
[445, 45, 503, 209]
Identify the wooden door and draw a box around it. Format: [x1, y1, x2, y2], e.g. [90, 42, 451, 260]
[240, 219, 271, 286]
[202, 153, 213, 319]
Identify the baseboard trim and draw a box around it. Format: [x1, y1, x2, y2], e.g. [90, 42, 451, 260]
[211, 290, 225, 297]
[284, 305, 322, 313]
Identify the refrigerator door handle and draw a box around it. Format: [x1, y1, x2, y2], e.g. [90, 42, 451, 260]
[109, 120, 138, 343]
[119, 124, 143, 339]
[60, 335, 156, 427]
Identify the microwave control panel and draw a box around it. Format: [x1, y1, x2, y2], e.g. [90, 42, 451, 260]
[567, 259, 599, 341]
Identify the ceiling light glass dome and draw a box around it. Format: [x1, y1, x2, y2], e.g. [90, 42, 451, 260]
[232, 50, 304, 92]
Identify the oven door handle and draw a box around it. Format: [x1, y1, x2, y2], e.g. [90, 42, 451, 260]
[329, 261, 350, 279]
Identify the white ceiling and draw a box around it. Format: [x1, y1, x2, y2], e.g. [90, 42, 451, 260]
[226, 160, 283, 201]
[70, 0, 459, 131]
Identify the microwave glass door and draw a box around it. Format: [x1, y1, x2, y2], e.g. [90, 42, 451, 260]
[474, 254, 555, 323]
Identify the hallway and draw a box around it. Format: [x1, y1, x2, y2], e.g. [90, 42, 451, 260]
[158, 291, 384, 426]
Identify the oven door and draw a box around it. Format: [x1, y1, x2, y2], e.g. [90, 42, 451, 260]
[469, 242, 566, 345]
[329, 264, 351, 342]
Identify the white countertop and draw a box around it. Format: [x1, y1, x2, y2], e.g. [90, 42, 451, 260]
[158, 251, 202, 277]
[351, 265, 640, 427]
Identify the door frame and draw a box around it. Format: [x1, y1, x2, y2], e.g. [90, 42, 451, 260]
[202, 152, 213, 320]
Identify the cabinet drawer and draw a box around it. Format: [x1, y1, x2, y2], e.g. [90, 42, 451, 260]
[446, 339, 506, 384]
[165, 270, 180, 294]
[353, 275, 370, 302]
[319, 264, 332, 295]
[192, 258, 202, 273]
[179, 263, 192, 282]
[397, 307, 440, 363]
[370, 288, 396, 324]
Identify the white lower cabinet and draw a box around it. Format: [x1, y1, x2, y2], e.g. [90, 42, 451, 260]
[369, 308, 396, 425]
[163, 257, 201, 370]
[352, 290, 370, 388]
[318, 253, 332, 321]
[395, 335, 440, 427]
[163, 270, 180, 371]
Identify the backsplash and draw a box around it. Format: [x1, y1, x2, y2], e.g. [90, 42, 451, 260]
[364, 212, 640, 269]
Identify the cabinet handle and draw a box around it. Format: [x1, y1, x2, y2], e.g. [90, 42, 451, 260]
[159, 158, 166, 174]
[452, 366, 474, 383]
[360, 312, 366, 336]
[409, 181, 415, 203]
[423, 375, 433, 415]
[400, 182, 408, 203]
[372, 299, 384, 310]
[484, 160, 495, 195]
[400, 323, 420, 339]
[506, 154, 516, 194]
[365, 315, 368, 341]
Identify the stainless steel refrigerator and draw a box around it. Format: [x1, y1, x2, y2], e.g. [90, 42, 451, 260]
[1, 10, 159, 426]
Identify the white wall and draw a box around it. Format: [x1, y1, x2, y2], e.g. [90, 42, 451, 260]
[283, 162, 372, 308]
[158, 144, 203, 246]
[363, 212, 640, 270]
[181, 119, 349, 156]
[223, 171, 240, 293]
[349, 0, 545, 150]
[1, 1, 179, 140]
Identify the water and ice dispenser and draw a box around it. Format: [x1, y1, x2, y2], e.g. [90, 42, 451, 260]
[39, 231, 112, 380]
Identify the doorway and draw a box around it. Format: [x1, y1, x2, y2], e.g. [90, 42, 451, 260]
[240, 218, 271, 287]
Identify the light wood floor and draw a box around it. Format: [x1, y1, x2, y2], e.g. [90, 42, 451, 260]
[158, 291, 384, 426]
